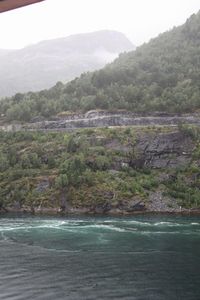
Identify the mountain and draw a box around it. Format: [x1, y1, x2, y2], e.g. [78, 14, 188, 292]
[63, 11, 200, 114]
[1, 11, 200, 122]
[0, 30, 134, 97]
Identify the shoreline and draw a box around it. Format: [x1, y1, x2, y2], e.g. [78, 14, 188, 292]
[1, 207, 200, 216]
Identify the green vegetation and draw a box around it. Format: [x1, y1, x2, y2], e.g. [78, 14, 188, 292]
[0, 11, 200, 211]
[178, 123, 200, 141]
[0, 126, 200, 211]
[0, 127, 154, 210]
[160, 124, 200, 208]
[0, 11, 200, 122]
[0, 30, 134, 98]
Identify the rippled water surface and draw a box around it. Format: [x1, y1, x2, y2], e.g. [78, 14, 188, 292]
[0, 214, 200, 300]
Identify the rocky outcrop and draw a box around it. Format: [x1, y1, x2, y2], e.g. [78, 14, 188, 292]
[0, 120, 198, 215]
[1, 112, 200, 132]
[30, 113, 200, 130]
[35, 178, 50, 193]
[131, 131, 194, 169]
[146, 191, 180, 212]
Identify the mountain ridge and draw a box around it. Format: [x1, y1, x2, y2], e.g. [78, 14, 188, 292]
[0, 30, 134, 97]
[0, 11, 200, 122]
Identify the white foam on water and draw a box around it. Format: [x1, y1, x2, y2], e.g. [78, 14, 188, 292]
[1, 218, 199, 237]
[154, 222, 181, 226]
[76, 224, 127, 232]
[0, 222, 127, 233]
[122, 220, 151, 225]
[0, 219, 90, 231]
[124, 227, 137, 231]
[140, 231, 182, 235]
[154, 222, 200, 227]
[0, 226, 32, 232]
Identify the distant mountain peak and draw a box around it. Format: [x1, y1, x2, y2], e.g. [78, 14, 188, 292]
[1, 11, 200, 122]
[0, 30, 135, 97]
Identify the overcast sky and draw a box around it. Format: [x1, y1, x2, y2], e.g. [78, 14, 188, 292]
[0, 0, 199, 49]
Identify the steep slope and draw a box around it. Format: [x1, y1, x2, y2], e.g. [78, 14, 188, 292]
[0, 30, 134, 97]
[1, 11, 200, 122]
[0, 125, 200, 212]
[65, 11, 200, 113]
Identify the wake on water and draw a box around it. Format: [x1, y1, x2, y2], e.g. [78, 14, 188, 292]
[0, 215, 199, 300]
[0, 216, 199, 237]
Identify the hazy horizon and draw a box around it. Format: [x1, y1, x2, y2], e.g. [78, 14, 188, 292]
[0, 0, 199, 50]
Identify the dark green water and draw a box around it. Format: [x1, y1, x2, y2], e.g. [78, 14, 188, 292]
[0, 214, 200, 300]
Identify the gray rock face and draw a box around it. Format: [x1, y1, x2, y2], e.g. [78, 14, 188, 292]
[24, 112, 200, 131]
[35, 178, 50, 193]
[132, 131, 194, 169]
[2, 112, 200, 132]
[0, 112, 197, 172]
[147, 191, 179, 212]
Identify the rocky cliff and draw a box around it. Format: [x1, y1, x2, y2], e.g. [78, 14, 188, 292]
[0, 125, 199, 214]
[1, 111, 200, 132]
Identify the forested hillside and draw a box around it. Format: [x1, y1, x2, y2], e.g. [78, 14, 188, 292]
[0, 11, 200, 122]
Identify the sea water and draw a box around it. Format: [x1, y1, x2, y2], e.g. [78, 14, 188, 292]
[0, 214, 199, 300]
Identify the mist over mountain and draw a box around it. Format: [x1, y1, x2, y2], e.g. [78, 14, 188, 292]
[1, 11, 200, 122]
[0, 30, 134, 97]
